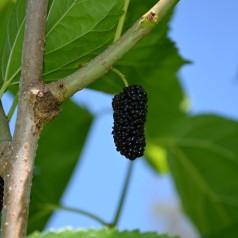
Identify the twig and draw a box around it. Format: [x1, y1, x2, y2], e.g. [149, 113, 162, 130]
[0, 101, 11, 176]
[112, 67, 129, 87]
[114, 0, 130, 42]
[111, 161, 134, 227]
[1, 1, 49, 237]
[43, 204, 108, 226]
[48, 0, 179, 101]
[0, 101, 11, 143]
[7, 93, 18, 122]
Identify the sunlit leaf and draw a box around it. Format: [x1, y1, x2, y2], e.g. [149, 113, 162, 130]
[1, 0, 124, 87]
[0, 0, 15, 84]
[145, 143, 169, 173]
[27, 228, 179, 238]
[0, 0, 25, 85]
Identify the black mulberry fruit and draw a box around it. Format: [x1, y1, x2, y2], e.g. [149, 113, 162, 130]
[112, 85, 148, 160]
[0, 176, 4, 211]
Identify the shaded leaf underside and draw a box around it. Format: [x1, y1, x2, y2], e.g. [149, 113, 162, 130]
[167, 115, 238, 235]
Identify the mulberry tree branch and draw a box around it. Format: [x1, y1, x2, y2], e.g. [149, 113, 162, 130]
[48, 0, 179, 102]
[1, 1, 49, 237]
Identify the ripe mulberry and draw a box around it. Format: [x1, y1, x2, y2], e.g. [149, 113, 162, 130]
[112, 85, 148, 160]
[0, 176, 4, 211]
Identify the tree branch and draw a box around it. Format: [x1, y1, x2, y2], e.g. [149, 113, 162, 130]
[20, 0, 47, 91]
[1, 1, 49, 237]
[48, 0, 179, 102]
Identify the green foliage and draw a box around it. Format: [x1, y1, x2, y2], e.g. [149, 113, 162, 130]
[43, 0, 124, 81]
[0, 0, 14, 86]
[0, 0, 238, 238]
[27, 229, 179, 238]
[202, 223, 238, 238]
[167, 115, 238, 236]
[0, 0, 124, 86]
[0, 0, 26, 85]
[27, 100, 93, 233]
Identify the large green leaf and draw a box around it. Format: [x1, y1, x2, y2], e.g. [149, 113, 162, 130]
[0, 0, 15, 84]
[1, 0, 124, 86]
[202, 223, 238, 238]
[166, 115, 238, 236]
[43, 0, 124, 81]
[27, 229, 179, 238]
[1, 0, 26, 84]
[27, 100, 93, 233]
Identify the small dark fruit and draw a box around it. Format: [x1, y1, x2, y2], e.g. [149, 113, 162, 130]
[112, 85, 148, 160]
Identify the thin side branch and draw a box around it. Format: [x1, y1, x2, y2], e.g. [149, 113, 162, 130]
[0, 101, 11, 176]
[114, 0, 130, 42]
[0, 101, 11, 143]
[111, 161, 134, 227]
[1, 0, 49, 237]
[48, 0, 179, 102]
[43, 204, 108, 226]
[7, 94, 19, 122]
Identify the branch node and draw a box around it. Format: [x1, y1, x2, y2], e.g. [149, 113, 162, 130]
[30, 85, 62, 131]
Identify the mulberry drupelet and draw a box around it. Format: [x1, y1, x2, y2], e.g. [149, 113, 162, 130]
[112, 85, 148, 160]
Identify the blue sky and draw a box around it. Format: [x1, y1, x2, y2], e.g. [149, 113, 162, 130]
[3, 1, 238, 237]
[44, 1, 238, 236]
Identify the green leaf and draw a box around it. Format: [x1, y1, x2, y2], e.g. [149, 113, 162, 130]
[0, 0, 15, 84]
[145, 143, 169, 173]
[43, 0, 124, 81]
[27, 100, 93, 233]
[203, 223, 238, 238]
[1, 0, 124, 87]
[166, 115, 238, 235]
[1, 0, 26, 84]
[27, 229, 179, 238]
